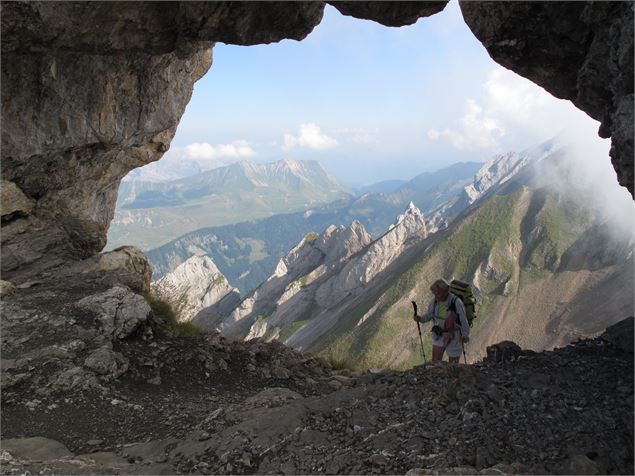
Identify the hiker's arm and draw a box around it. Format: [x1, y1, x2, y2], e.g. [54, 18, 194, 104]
[454, 298, 470, 337]
[415, 300, 436, 323]
[415, 313, 434, 323]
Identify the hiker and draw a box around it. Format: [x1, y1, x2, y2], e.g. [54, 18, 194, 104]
[412, 279, 470, 363]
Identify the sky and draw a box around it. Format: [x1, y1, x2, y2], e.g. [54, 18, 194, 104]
[145, 0, 618, 189]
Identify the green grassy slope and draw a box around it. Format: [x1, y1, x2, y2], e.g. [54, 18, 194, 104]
[314, 185, 622, 371]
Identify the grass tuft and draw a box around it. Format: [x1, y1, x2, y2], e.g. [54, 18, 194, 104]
[304, 232, 319, 246]
[143, 292, 202, 336]
[323, 351, 359, 372]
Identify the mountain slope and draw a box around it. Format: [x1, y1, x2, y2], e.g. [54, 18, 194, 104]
[193, 220, 375, 338]
[107, 160, 353, 250]
[314, 160, 634, 370]
[145, 161, 483, 292]
[152, 255, 241, 323]
[199, 203, 429, 350]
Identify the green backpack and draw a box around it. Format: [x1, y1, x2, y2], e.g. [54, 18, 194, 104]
[449, 279, 477, 327]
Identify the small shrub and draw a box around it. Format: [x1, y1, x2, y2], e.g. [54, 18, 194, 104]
[323, 352, 359, 372]
[304, 232, 319, 246]
[143, 292, 202, 336]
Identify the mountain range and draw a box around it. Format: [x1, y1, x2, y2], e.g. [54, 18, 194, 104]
[192, 202, 428, 341]
[312, 149, 634, 369]
[107, 159, 352, 250]
[150, 142, 634, 371]
[146, 161, 483, 293]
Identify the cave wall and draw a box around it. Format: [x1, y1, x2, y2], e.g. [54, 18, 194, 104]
[1, 1, 632, 281]
[0, 1, 325, 280]
[459, 0, 634, 195]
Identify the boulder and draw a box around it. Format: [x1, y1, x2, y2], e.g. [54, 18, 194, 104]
[0, 180, 34, 218]
[0, 279, 17, 296]
[567, 454, 600, 475]
[75, 286, 151, 339]
[486, 341, 522, 363]
[601, 316, 634, 353]
[82, 246, 152, 293]
[84, 347, 129, 379]
[1, 437, 72, 461]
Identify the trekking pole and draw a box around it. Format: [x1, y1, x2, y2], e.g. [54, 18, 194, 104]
[458, 328, 468, 364]
[411, 301, 426, 363]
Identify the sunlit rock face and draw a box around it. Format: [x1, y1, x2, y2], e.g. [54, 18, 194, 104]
[328, 1, 448, 26]
[1, 1, 632, 281]
[153, 255, 240, 323]
[0, 2, 325, 280]
[459, 0, 634, 196]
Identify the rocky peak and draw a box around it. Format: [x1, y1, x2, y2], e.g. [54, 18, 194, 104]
[316, 220, 373, 264]
[152, 255, 240, 323]
[464, 152, 532, 204]
[270, 220, 372, 282]
[389, 201, 426, 231]
[271, 233, 324, 280]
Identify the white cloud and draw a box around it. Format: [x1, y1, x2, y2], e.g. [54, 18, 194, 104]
[184, 140, 255, 160]
[427, 66, 601, 152]
[283, 123, 338, 151]
[484, 67, 552, 121]
[123, 140, 256, 182]
[335, 127, 380, 144]
[427, 99, 505, 150]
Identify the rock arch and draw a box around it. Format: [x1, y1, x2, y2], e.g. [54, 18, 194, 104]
[1, 1, 632, 279]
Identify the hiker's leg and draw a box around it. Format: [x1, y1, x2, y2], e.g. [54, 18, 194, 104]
[432, 345, 444, 361]
[446, 335, 462, 364]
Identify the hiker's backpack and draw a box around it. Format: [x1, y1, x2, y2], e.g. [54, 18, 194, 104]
[449, 279, 477, 327]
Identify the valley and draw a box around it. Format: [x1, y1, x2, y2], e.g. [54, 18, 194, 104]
[146, 142, 635, 371]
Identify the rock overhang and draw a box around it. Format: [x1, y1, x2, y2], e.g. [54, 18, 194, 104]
[1, 1, 632, 280]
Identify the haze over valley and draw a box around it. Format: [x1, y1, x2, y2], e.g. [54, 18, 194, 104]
[4, 2, 633, 475]
[135, 139, 634, 370]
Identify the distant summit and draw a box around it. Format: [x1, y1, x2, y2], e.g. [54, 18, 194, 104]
[152, 255, 240, 323]
[197, 202, 428, 349]
[108, 159, 353, 250]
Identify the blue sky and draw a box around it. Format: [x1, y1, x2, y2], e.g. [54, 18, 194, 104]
[156, 1, 610, 187]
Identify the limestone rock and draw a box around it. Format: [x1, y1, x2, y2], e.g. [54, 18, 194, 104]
[1, 180, 34, 218]
[152, 255, 240, 323]
[0, 280, 17, 296]
[212, 203, 427, 348]
[459, 1, 634, 196]
[463, 152, 534, 205]
[75, 286, 150, 339]
[314, 201, 427, 303]
[601, 316, 634, 353]
[207, 222, 372, 338]
[49, 366, 101, 391]
[81, 246, 152, 293]
[1, 437, 73, 461]
[84, 347, 129, 379]
[486, 341, 522, 363]
[329, 1, 448, 27]
[567, 454, 600, 475]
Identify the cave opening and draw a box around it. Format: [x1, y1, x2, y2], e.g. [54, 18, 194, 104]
[105, 2, 634, 367]
[2, 3, 633, 470]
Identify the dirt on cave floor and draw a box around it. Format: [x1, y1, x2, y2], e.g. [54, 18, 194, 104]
[0, 274, 633, 475]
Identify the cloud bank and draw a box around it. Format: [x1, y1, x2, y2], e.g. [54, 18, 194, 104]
[124, 140, 256, 182]
[283, 123, 338, 151]
[428, 66, 598, 153]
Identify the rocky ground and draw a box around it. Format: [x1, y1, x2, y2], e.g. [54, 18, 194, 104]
[1, 266, 633, 475]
